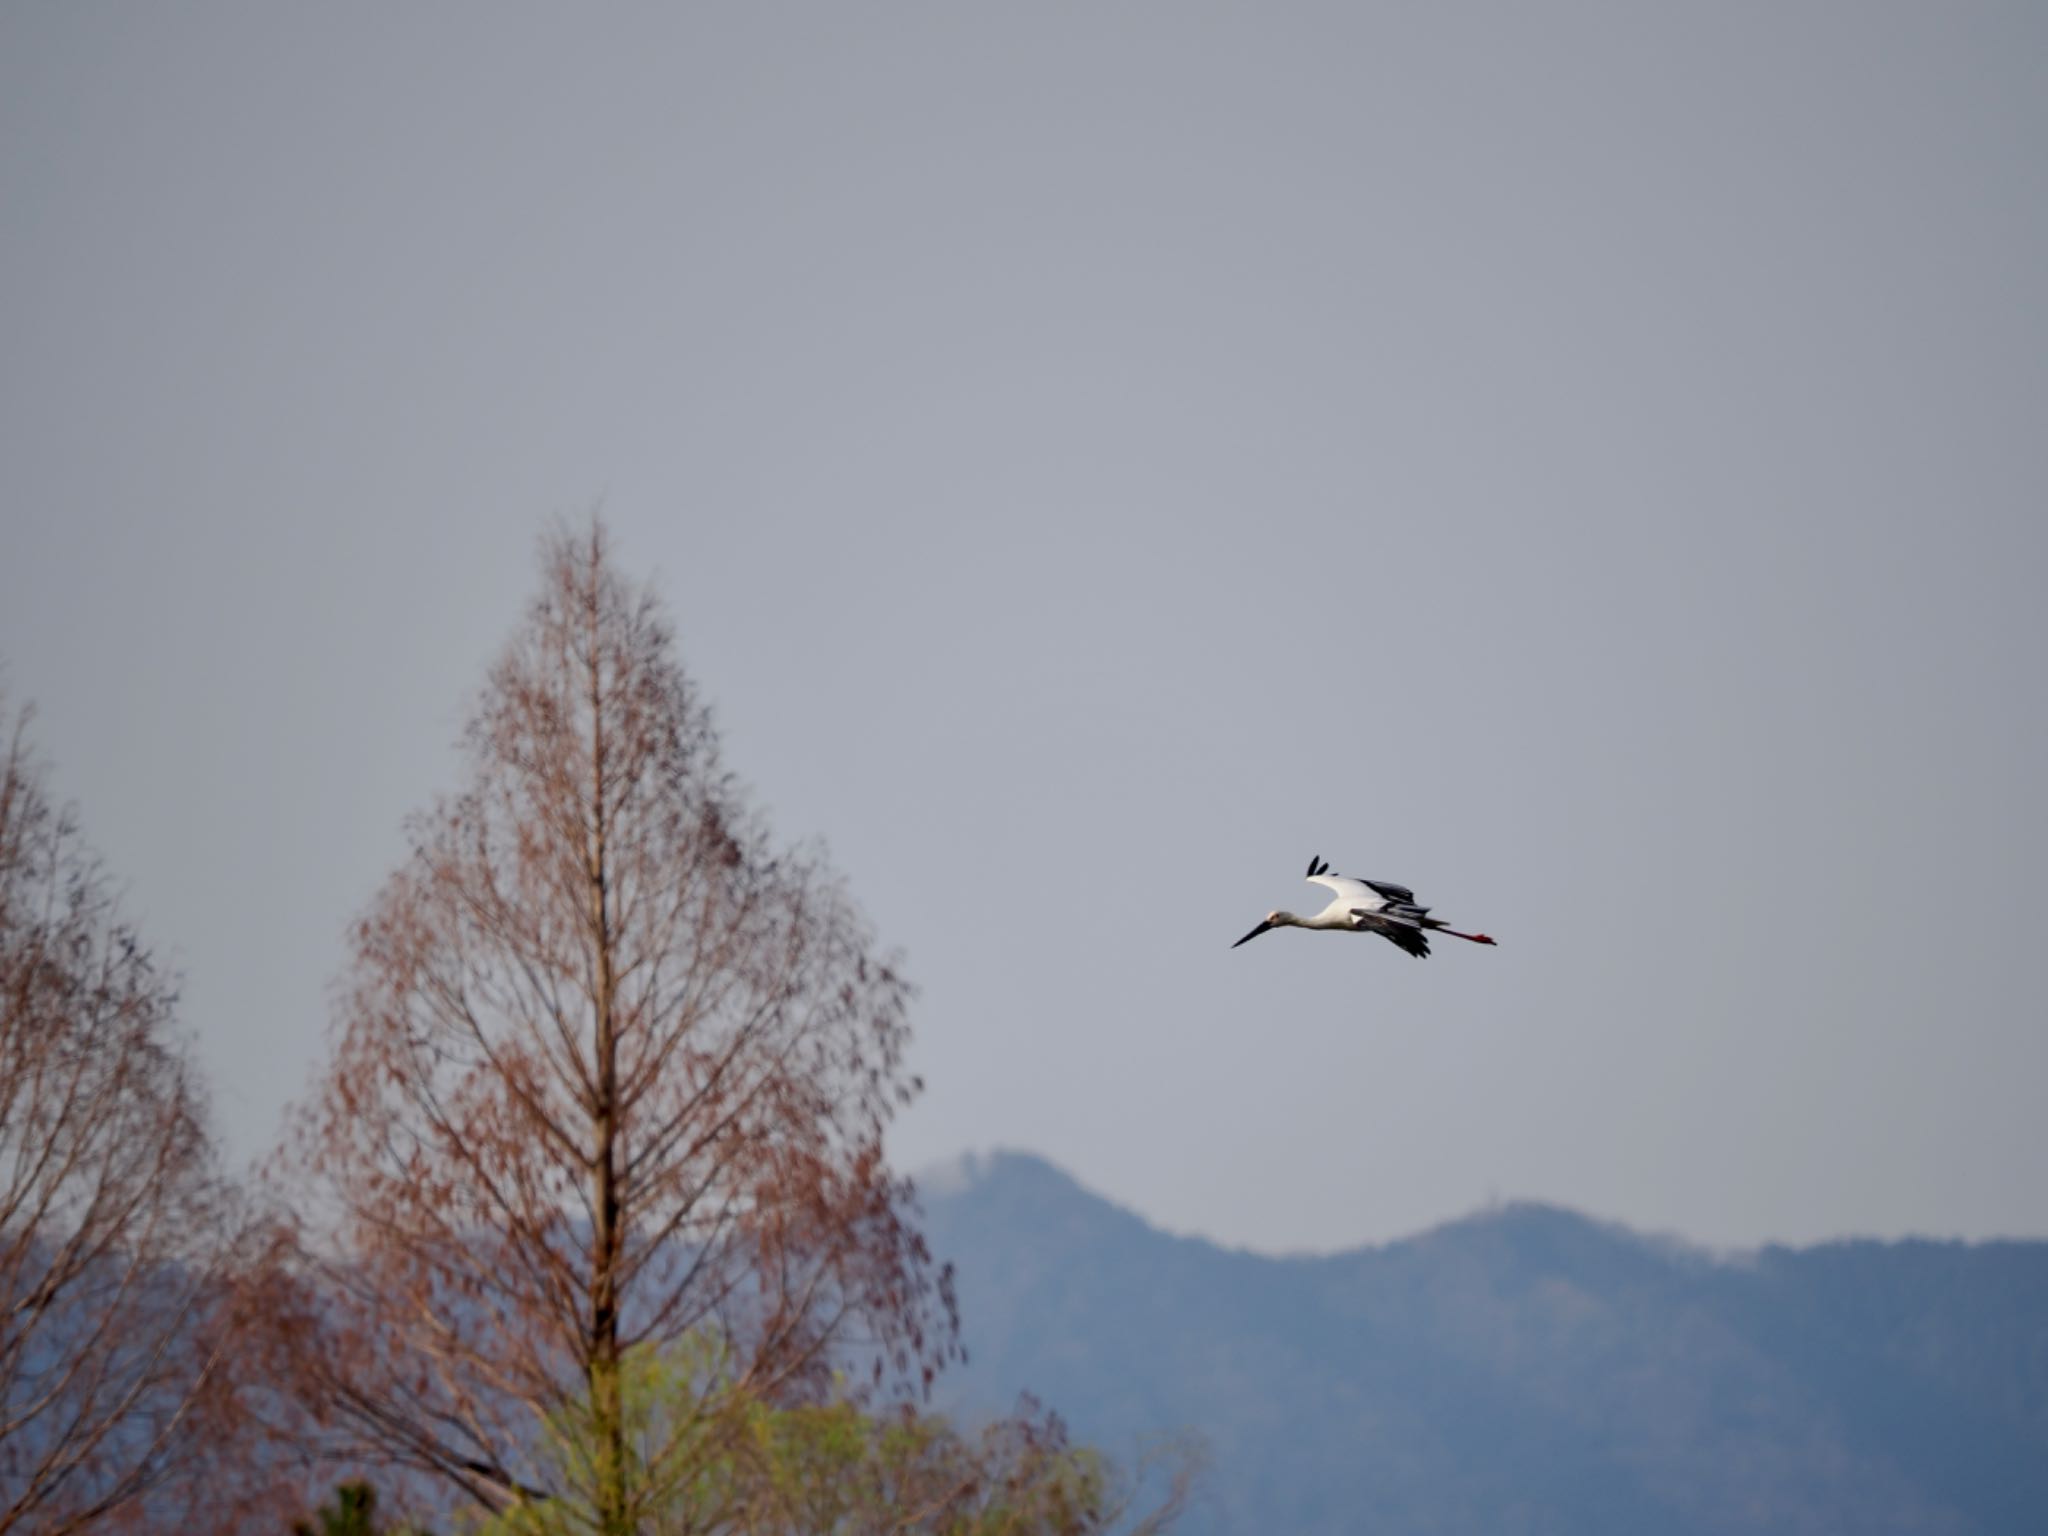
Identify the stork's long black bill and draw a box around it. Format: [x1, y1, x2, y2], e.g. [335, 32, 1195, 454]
[1231, 920, 1275, 949]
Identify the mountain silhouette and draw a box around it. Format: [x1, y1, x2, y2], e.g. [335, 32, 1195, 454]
[917, 1151, 2048, 1535]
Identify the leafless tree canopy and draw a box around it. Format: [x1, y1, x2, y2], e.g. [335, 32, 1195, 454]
[0, 707, 246, 1536]
[281, 524, 954, 1529]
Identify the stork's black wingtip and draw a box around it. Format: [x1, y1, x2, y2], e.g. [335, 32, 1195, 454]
[1306, 855, 1319, 878]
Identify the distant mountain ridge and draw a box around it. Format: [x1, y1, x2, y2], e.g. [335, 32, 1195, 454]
[915, 1151, 2048, 1536]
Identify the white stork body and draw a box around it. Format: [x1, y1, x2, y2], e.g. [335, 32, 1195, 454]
[1232, 856, 1497, 958]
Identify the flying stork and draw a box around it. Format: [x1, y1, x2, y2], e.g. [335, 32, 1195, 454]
[1231, 856, 1497, 958]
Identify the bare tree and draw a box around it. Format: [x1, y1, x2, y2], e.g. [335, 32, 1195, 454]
[0, 704, 250, 1534]
[277, 523, 953, 1533]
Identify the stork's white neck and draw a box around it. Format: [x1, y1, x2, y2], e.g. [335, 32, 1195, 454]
[1279, 908, 1353, 932]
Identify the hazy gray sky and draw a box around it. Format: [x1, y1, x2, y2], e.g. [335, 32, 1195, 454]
[4, 4, 2044, 1252]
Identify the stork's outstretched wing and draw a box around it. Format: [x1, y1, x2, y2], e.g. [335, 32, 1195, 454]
[1304, 856, 1428, 916]
[1351, 908, 1431, 958]
[1308, 872, 1380, 907]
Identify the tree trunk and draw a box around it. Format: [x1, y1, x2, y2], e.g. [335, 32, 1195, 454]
[585, 582, 630, 1536]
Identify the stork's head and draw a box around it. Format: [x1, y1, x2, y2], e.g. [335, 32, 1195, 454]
[1231, 911, 1285, 948]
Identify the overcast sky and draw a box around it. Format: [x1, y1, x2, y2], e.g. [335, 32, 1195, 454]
[4, 4, 2044, 1253]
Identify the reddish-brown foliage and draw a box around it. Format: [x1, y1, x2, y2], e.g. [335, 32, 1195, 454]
[272, 523, 955, 1530]
[0, 705, 271, 1535]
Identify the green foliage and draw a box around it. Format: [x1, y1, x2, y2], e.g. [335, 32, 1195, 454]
[718, 1396, 1113, 1535]
[468, 1333, 1176, 1536]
